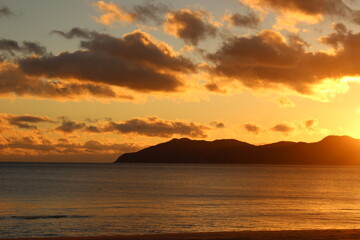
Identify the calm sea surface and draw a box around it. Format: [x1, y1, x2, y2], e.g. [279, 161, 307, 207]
[1, 163, 360, 238]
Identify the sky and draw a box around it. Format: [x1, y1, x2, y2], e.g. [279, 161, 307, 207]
[2, 0, 360, 162]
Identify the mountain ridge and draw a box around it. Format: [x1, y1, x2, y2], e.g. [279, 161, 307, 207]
[115, 135, 360, 165]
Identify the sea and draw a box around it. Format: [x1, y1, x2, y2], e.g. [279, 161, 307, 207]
[1, 163, 360, 238]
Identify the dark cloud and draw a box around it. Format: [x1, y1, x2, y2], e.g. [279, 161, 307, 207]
[244, 123, 261, 134]
[207, 27, 360, 95]
[51, 27, 93, 39]
[164, 9, 218, 45]
[79, 30, 195, 73]
[55, 117, 86, 133]
[319, 23, 348, 48]
[105, 116, 209, 138]
[20, 30, 196, 93]
[85, 125, 101, 133]
[0, 63, 129, 100]
[54, 116, 209, 138]
[53, 28, 195, 72]
[0, 6, 13, 17]
[130, 2, 169, 24]
[22, 41, 47, 55]
[3, 114, 53, 129]
[20, 51, 181, 92]
[210, 121, 225, 128]
[225, 12, 260, 28]
[316, 24, 360, 76]
[0, 39, 21, 56]
[205, 82, 225, 93]
[0, 39, 46, 58]
[271, 123, 295, 134]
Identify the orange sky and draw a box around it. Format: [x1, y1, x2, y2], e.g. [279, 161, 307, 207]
[1, 0, 360, 162]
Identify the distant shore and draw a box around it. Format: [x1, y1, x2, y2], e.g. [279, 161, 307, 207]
[5, 229, 360, 240]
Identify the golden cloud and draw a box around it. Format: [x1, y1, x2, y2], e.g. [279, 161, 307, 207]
[239, 0, 359, 32]
[93, 1, 134, 25]
[207, 27, 360, 97]
[93, 1, 168, 25]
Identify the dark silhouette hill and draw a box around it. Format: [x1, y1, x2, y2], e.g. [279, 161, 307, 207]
[115, 135, 360, 165]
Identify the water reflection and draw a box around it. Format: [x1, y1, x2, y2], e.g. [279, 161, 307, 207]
[1, 163, 360, 238]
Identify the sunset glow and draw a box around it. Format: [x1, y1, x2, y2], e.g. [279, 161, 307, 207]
[2, 0, 360, 162]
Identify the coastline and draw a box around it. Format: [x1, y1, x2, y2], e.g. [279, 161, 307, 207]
[4, 229, 360, 240]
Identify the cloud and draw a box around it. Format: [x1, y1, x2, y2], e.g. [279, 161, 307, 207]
[303, 119, 319, 131]
[210, 121, 225, 128]
[1, 114, 53, 129]
[278, 96, 295, 107]
[0, 62, 130, 100]
[20, 51, 181, 92]
[130, 1, 169, 24]
[93, 1, 168, 25]
[243, 119, 322, 136]
[0, 6, 13, 17]
[55, 117, 86, 133]
[104, 116, 209, 138]
[0, 134, 142, 157]
[244, 123, 261, 134]
[240, 0, 360, 31]
[205, 82, 226, 93]
[93, 1, 134, 25]
[51, 27, 93, 39]
[21, 42, 47, 55]
[81, 140, 141, 153]
[0, 39, 20, 55]
[270, 119, 321, 135]
[242, 0, 354, 17]
[164, 9, 218, 45]
[207, 27, 360, 97]
[85, 125, 101, 133]
[20, 29, 196, 93]
[271, 123, 295, 134]
[52, 116, 209, 138]
[0, 39, 46, 57]
[319, 22, 348, 48]
[223, 12, 261, 28]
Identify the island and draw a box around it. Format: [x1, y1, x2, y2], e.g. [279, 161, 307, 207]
[115, 135, 360, 165]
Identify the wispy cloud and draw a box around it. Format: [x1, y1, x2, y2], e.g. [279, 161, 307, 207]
[93, 1, 169, 25]
[223, 12, 261, 29]
[0, 6, 13, 18]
